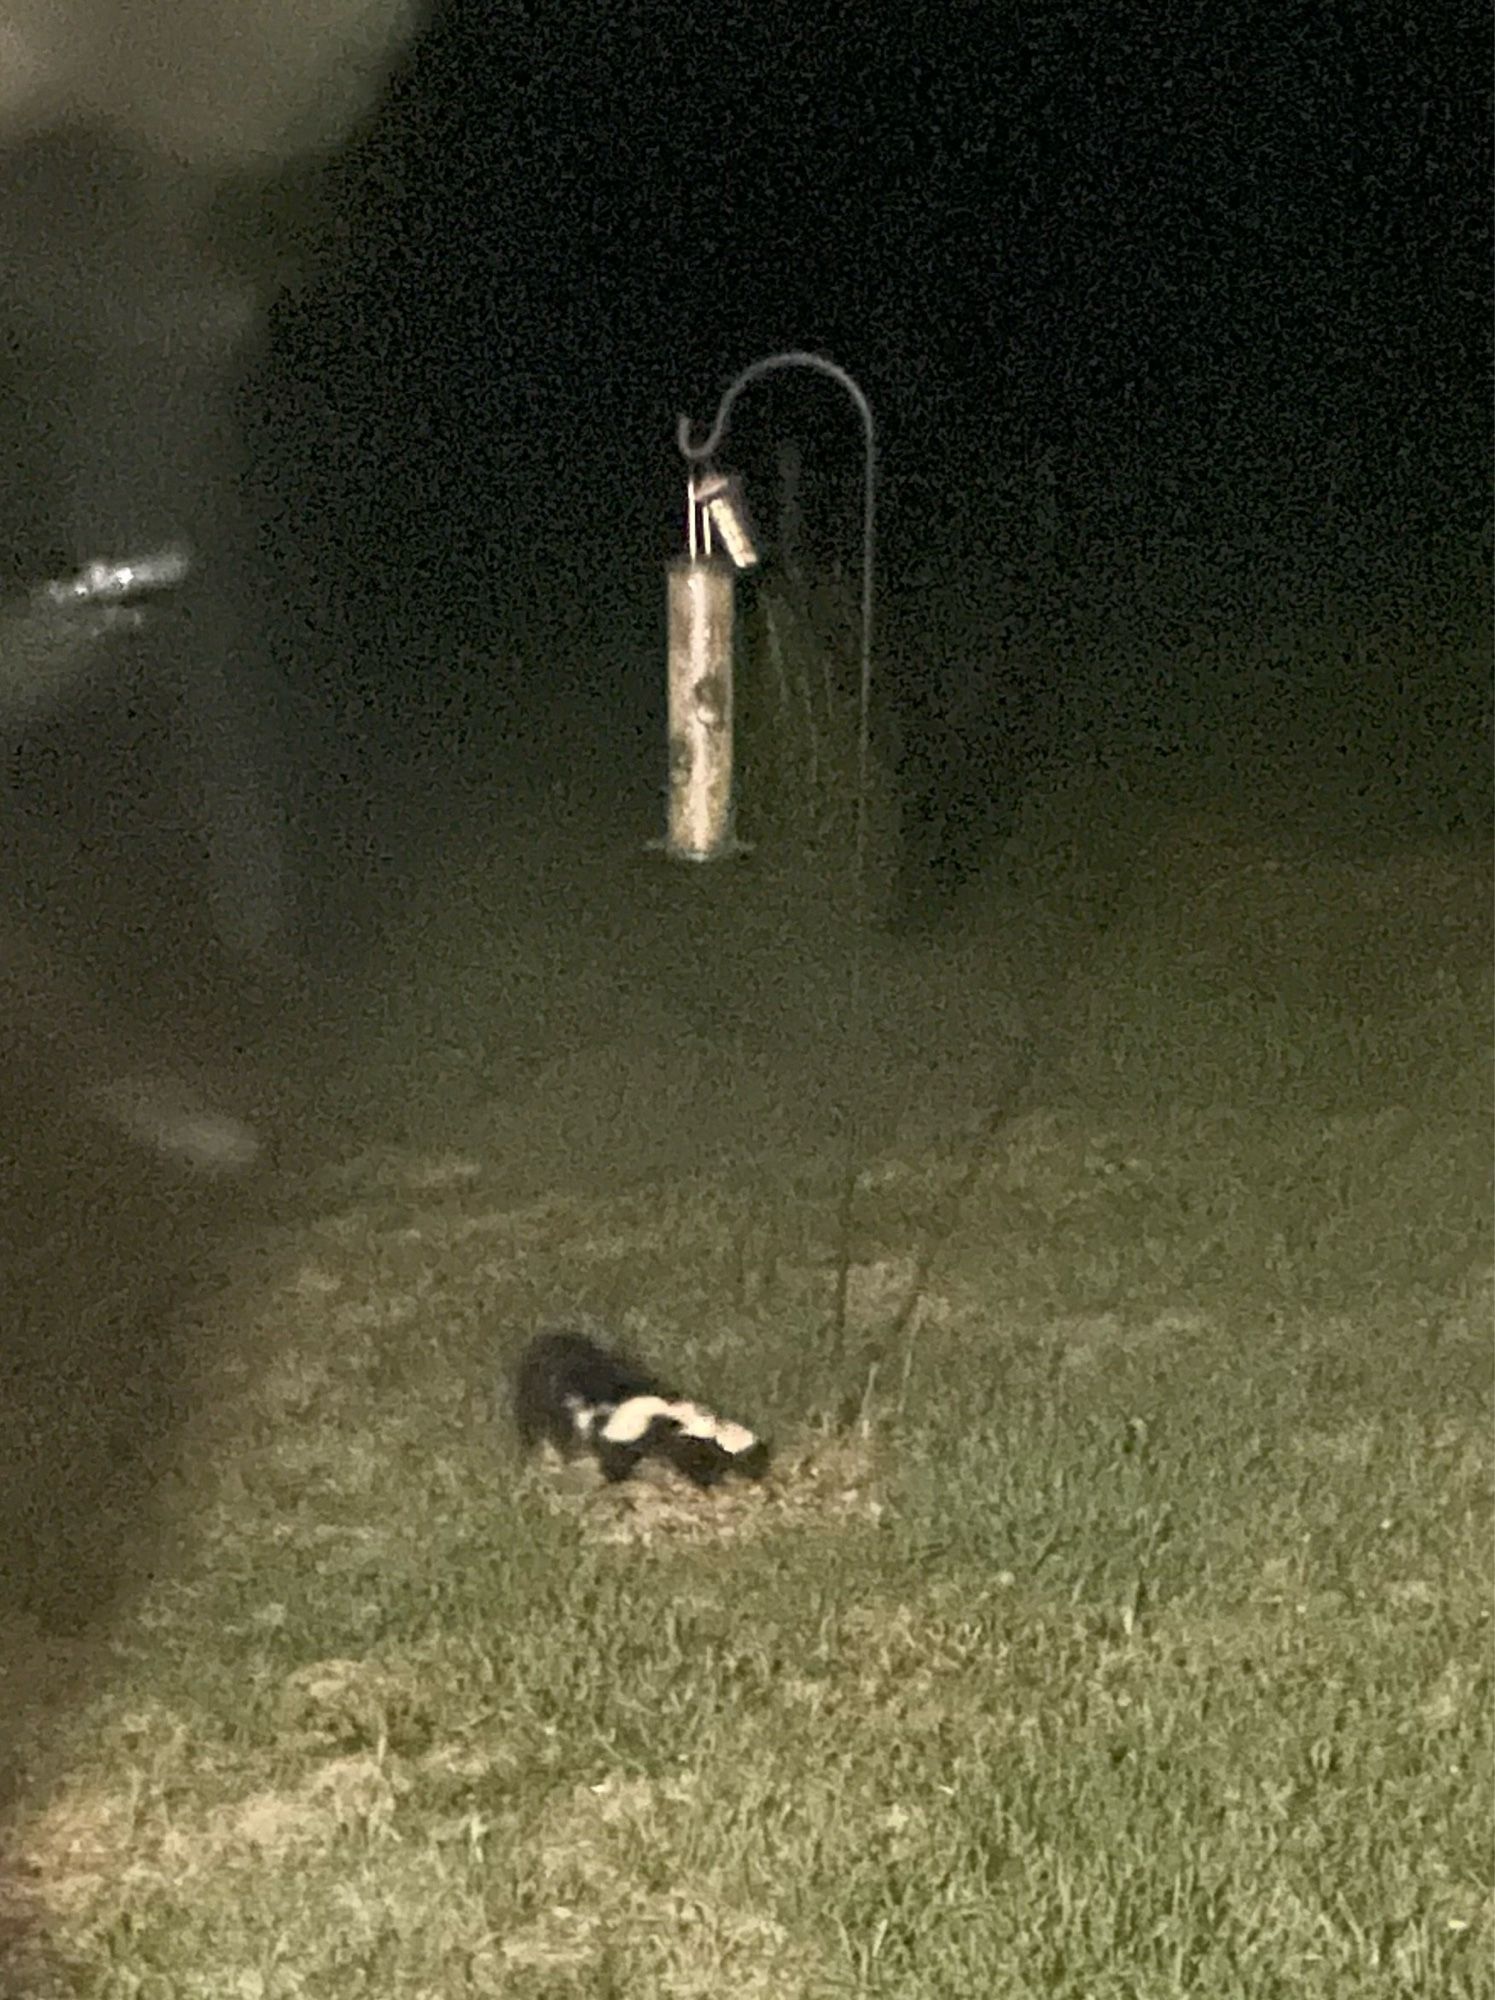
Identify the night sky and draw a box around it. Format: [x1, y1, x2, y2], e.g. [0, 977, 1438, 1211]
[265, 0, 1489, 596]
[226, 0, 1492, 902]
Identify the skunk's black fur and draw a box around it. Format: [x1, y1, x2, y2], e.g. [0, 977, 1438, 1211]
[514, 1326, 770, 1489]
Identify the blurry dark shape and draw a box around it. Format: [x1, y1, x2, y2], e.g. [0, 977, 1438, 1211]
[0, 545, 190, 727]
[0, 896, 271, 1850]
[0, 0, 422, 170]
[0, 0, 427, 1874]
[0, 124, 290, 969]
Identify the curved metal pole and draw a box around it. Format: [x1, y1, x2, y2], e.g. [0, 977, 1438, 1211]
[680, 353, 880, 1359]
[677, 351, 876, 907]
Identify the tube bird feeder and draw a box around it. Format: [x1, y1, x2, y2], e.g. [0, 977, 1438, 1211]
[659, 470, 759, 862]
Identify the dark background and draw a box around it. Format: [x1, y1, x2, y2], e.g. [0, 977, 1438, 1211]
[274, 0, 1489, 562]
[243, 0, 1489, 921]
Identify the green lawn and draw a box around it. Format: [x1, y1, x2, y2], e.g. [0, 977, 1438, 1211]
[3, 788, 1490, 1998]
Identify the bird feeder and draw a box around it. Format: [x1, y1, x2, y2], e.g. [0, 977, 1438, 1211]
[662, 352, 875, 878]
[659, 470, 759, 862]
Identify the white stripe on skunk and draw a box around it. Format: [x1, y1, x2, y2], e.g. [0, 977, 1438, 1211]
[514, 1327, 770, 1489]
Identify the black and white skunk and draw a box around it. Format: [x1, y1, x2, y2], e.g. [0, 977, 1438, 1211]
[514, 1327, 770, 1489]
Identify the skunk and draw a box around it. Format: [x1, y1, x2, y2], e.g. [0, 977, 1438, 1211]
[514, 1326, 770, 1489]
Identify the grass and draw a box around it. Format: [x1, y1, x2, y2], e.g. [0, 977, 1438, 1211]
[2, 754, 1490, 1995]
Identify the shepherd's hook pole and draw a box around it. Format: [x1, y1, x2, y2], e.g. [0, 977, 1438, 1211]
[678, 352, 878, 1359]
